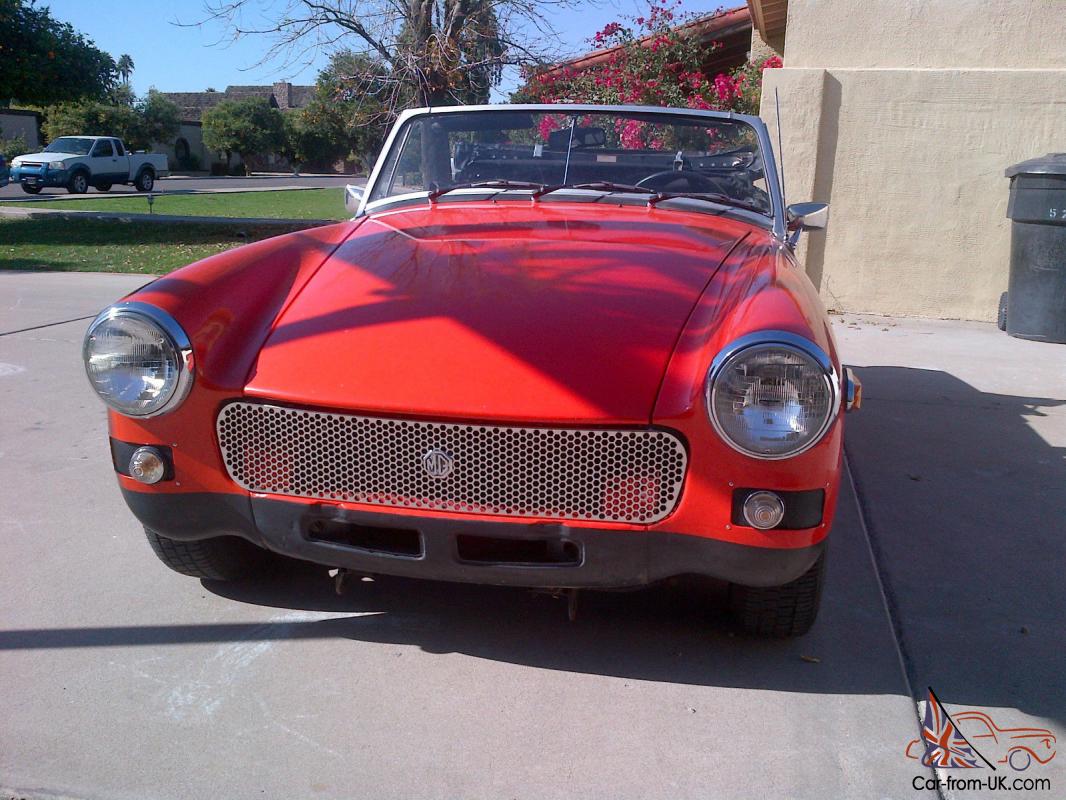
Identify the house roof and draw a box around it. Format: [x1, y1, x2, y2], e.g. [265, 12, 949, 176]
[161, 83, 314, 122]
[543, 6, 752, 79]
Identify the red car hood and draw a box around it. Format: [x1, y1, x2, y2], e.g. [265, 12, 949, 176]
[246, 202, 751, 423]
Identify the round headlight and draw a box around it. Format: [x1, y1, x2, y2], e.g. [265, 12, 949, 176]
[83, 304, 193, 417]
[707, 334, 838, 459]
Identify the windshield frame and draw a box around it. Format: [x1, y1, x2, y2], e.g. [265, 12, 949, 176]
[359, 104, 786, 239]
[44, 137, 98, 155]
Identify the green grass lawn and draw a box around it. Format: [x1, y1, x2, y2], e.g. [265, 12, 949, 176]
[0, 217, 324, 273]
[0, 188, 348, 221]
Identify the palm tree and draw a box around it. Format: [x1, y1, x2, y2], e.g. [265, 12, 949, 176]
[117, 54, 134, 85]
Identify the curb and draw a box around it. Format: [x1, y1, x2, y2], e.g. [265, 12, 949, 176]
[0, 206, 339, 226]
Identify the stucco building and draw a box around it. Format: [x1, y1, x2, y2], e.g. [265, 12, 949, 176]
[750, 0, 1066, 321]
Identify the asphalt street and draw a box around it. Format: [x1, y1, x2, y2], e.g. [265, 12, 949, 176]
[0, 271, 1062, 799]
[0, 174, 357, 200]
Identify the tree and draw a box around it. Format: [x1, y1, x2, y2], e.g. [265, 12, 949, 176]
[0, 0, 117, 106]
[42, 91, 180, 151]
[515, 2, 781, 118]
[201, 97, 285, 167]
[299, 50, 389, 169]
[137, 90, 180, 147]
[43, 101, 142, 145]
[117, 54, 134, 84]
[198, 0, 569, 110]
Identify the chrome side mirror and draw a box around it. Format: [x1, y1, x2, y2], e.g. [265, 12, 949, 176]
[787, 202, 829, 231]
[344, 184, 365, 215]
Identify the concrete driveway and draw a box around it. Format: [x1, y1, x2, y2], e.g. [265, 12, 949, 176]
[0, 271, 1062, 799]
[0, 174, 356, 200]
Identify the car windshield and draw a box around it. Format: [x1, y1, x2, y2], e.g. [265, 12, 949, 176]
[368, 109, 771, 215]
[44, 137, 96, 155]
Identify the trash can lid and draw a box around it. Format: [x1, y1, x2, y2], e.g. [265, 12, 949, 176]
[1005, 153, 1066, 178]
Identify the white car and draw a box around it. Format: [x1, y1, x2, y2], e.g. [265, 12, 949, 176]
[9, 135, 169, 195]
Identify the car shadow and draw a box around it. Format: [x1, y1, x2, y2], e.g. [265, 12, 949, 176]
[845, 366, 1066, 725]
[0, 461, 911, 698]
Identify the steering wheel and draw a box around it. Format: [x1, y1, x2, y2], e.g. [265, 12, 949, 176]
[636, 169, 728, 194]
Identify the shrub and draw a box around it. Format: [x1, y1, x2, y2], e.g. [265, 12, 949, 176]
[515, 2, 781, 116]
[0, 134, 29, 162]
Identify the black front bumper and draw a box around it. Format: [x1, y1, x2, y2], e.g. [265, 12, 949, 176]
[121, 489, 825, 589]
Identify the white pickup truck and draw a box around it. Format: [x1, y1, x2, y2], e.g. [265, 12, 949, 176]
[9, 136, 169, 195]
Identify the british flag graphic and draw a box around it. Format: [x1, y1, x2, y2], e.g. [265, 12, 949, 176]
[920, 687, 989, 769]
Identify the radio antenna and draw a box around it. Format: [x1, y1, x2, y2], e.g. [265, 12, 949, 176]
[775, 87, 787, 208]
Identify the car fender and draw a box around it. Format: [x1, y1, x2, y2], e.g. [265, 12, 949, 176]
[650, 233, 843, 548]
[107, 220, 361, 496]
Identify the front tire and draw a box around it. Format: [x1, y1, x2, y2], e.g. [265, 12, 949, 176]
[728, 551, 826, 637]
[21, 184, 41, 195]
[143, 527, 268, 581]
[135, 169, 154, 192]
[95, 182, 112, 192]
[68, 171, 89, 194]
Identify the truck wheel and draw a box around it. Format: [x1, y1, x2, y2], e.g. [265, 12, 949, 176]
[21, 184, 41, 195]
[135, 169, 155, 192]
[95, 183, 112, 192]
[67, 171, 89, 194]
[728, 551, 826, 637]
[143, 527, 269, 581]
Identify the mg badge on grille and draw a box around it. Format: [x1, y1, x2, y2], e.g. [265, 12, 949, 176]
[422, 448, 455, 479]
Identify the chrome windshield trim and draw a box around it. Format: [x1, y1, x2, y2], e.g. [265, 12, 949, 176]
[361, 186, 774, 227]
[358, 104, 786, 233]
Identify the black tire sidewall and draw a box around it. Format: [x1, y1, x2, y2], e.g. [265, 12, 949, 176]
[68, 171, 89, 194]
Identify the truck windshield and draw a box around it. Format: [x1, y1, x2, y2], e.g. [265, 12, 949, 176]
[45, 137, 96, 155]
[368, 109, 770, 215]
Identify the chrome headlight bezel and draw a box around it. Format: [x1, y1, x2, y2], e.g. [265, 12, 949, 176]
[705, 331, 841, 460]
[82, 302, 194, 418]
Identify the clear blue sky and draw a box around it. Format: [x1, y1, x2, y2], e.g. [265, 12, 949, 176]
[43, 0, 733, 100]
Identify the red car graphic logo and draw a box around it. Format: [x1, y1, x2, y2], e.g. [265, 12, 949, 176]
[905, 689, 1057, 771]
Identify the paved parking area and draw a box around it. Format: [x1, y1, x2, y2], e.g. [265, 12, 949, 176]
[0, 271, 1062, 799]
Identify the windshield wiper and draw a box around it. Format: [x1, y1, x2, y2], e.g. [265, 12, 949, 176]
[530, 182, 656, 200]
[647, 191, 766, 215]
[427, 180, 546, 202]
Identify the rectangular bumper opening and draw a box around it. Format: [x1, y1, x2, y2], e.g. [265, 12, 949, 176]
[455, 534, 581, 566]
[307, 520, 423, 557]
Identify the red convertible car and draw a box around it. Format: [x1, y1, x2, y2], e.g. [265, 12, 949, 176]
[83, 105, 859, 636]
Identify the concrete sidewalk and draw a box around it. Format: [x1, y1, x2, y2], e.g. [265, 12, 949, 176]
[0, 271, 1061, 799]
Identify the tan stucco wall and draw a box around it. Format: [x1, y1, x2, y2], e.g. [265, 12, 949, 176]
[762, 0, 1066, 321]
[749, 25, 785, 62]
[784, 0, 1066, 70]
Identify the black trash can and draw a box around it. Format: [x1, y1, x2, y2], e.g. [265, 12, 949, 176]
[1003, 154, 1066, 343]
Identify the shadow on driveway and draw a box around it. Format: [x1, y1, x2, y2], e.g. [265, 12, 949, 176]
[846, 366, 1066, 725]
[0, 474, 912, 699]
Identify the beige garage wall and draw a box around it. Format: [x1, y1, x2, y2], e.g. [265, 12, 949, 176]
[762, 0, 1066, 321]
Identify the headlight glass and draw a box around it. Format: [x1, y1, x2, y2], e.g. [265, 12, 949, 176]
[48, 161, 64, 169]
[708, 340, 836, 458]
[83, 308, 191, 416]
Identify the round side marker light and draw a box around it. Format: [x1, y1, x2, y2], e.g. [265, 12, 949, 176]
[129, 446, 166, 484]
[743, 491, 785, 530]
